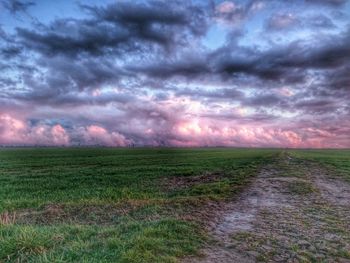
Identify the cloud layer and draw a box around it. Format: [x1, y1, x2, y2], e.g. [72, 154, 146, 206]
[0, 0, 349, 147]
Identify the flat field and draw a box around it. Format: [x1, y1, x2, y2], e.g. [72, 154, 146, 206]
[0, 148, 349, 262]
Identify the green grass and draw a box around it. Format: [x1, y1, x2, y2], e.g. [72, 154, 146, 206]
[1, 148, 350, 262]
[1, 219, 203, 263]
[0, 147, 277, 262]
[290, 150, 350, 181]
[287, 180, 316, 195]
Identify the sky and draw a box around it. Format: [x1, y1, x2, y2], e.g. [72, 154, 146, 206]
[0, 0, 349, 148]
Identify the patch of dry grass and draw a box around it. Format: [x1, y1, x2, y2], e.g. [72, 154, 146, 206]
[0, 212, 16, 225]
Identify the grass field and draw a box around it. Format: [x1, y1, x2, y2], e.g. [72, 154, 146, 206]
[291, 149, 350, 181]
[0, 148, 277, 262]
[0, 148, 349, 262]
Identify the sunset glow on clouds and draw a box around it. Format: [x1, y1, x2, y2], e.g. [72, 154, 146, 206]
[0, 114, 69, 146]
[0, 0, 349, 147]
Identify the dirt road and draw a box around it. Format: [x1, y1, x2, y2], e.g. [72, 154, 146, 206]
[184, 155, 350, 263]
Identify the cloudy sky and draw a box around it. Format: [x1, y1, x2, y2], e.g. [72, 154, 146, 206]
[0, 0, 349, 147]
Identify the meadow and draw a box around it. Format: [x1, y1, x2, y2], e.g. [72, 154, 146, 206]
[0, 148, 349, 262]
[0, 148, 276, 262]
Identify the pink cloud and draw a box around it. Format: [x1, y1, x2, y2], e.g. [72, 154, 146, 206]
[0, 113, 69, 146]
[0, 112, 349, 148]
[51, 125, 70, 145]
[216, 1, 237, 13]
[81, 125, 131, 146]
[0, 114, 27, 144]
[170, 119, 349, 148]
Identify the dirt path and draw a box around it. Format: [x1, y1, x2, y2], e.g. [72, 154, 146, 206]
[184, 155, 350, 263]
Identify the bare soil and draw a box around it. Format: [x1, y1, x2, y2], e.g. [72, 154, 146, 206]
[11, 201, 148, 225]
[184, 155, 350, 263]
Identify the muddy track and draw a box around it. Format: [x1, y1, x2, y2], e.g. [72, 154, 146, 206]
[184, 155, 350, 263]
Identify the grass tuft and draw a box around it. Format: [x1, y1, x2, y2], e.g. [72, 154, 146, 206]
[287, 180, 317, 195]
[0, 212, 16, 226]
[0, 226, 57, 261]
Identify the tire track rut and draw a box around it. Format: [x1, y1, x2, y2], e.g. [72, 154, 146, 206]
[184, 155, 350, 263]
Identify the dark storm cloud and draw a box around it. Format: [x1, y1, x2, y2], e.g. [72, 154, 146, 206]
[322, 66, 350, 91]
[306, 0, 348, 6]
[0, 45, 22, 58]
[0, 77, 16, 87]
[0, 25, 8, 40]
[176, 87, 245, 100]
[9, 0, 211, 107]
[37, 56, 129, 91]
[295, 99, 339, 114]
[16, 23, 131, 57]
[200, 111, 278, 122]
[127, 23, 350, 85]
[215, 26, 350, 84]
[11, 12, 349, 113]
[1, 0, 35, 14]
[245, 94, 284, 107]
[128, 58, 211, 79]
[126, 43, 303, 84]
[83, 0, 207, 36]
[276, 36, 350, 69]
[13, 89, 133, 107]
[265, 13, 335, 31]
[7, 56, 133, 106]
[308, 15, 336, 28]
[17, 1, 208, 57]
[12, 0, 349, 91]
[213, 56, 304, 82]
